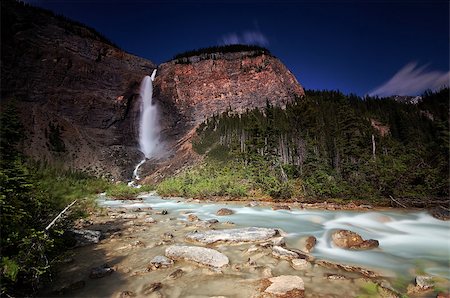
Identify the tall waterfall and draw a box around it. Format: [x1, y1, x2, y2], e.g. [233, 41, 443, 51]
[132, 69, 159, 180]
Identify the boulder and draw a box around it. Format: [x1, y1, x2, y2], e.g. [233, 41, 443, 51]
[331, 230, 379, 250]
[165, 245, 229, 268]
[272, 246, 299, 260]
[216, 208, 234, 216]
[185, 227, 278, 244]
[263, 275, 305, 297]
[70, 229, 101, 247]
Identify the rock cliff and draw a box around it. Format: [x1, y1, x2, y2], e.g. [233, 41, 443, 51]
[1, 0, 155, 179]
[1, 0, 305, 181]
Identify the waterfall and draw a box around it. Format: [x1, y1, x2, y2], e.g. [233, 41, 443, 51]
[132, 69, 159, 181]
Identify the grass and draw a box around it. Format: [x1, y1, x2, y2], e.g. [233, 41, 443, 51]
[105, 183, 155, 200]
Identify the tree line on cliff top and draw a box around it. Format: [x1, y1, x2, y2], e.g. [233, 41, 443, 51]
[158, 88, 449, 206]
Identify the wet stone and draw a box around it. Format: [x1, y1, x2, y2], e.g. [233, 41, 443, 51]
[142, 282, 162, 295]
[304, 236, 317, 253]
[186, 227, 278, 244]
[89, 264, 114, 279]
[118, 290, 136, 298]
[216, 208, 234, 216]
[149, 256, 174, 269]
[165, 245, 229, 268]
[263, 275, 305, 297]
[168, 268, 184, 279]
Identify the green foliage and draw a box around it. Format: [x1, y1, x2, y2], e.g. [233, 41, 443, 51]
[172, 44, 271, 64]
[0, 103, 111, 296]
[188, 88, 449, 202]
[357, 281, 379, 298]
[106, 183, 155, 200]
[157, 162, 249, 198]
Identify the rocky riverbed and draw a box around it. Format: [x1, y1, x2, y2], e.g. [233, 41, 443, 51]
[45, 195, 450, 298]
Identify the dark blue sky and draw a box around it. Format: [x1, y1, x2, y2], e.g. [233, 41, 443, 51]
[30, 0, 449, 96]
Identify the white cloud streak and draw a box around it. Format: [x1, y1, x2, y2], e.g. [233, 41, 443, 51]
[220, 30, 269, 46]
[369, 62, 450, 97]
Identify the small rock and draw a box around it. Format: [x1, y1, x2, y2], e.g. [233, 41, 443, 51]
[119, 214, 138, 219]
[168, 268, 184, 279]
[216, 208, 234, 216]
[291, 259, 311, 270]
[272, 205, 290, 210]
[206, 219, 219, 224]
[70, 229, 102, 247]
[89, 264, 114, 279]
[149, 256, 174, 269]
[271, 237, 285, 247]
[415, 275, 433, 290]
[246, 245, 260, 254]
[326, 274, 347, 280]
[304, 236, 317, 253]
[144, 217, 156, 223]
[142, 282, 162, 295]
[331, 229, 379, 250]
[262, 267, 273, 278]
[131, 240, 145, 247]
[118, 291, 135, 298]
[263, 275, 305, 297]
[272, 246, 299, 259]
[161, 232, 174, 241]
[187, 214, 200, 222]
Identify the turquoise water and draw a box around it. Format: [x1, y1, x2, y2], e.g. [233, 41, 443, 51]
[98, 194, 450, 281]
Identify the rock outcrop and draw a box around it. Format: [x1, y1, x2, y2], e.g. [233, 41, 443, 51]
[1, 0, 305, 181]
[1, 0, 155, 179]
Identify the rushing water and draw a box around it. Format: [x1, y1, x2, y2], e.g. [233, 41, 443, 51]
[98, 194, 450, 282]
[132, 70, 161, 180]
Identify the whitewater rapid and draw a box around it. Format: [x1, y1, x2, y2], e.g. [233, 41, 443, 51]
[98, 194, 450, 281]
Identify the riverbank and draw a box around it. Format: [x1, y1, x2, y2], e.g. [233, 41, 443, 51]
[43, 194, 450, 297]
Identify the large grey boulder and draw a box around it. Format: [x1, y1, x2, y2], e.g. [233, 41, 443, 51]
[185, 227, 278, 244]
[165, 245, 229, 268]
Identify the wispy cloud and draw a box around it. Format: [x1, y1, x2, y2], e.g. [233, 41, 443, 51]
[368, 62, 449, 97]
[220, 30, 269, 46]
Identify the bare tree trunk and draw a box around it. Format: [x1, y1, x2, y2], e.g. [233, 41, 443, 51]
[372, 134, 376, 160]
[45, 200, 77, 231]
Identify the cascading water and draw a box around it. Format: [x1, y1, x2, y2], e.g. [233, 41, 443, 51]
[132, 69, 160, 181]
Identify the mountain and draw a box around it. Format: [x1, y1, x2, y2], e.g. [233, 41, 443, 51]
[1, 0, 304, 180]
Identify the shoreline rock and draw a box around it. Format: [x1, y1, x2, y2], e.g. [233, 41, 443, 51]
[165, 245, 229, 268]
[185, 227, 279, 244]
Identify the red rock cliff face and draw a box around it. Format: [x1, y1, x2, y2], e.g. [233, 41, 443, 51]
[154, 52, 304, 128]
